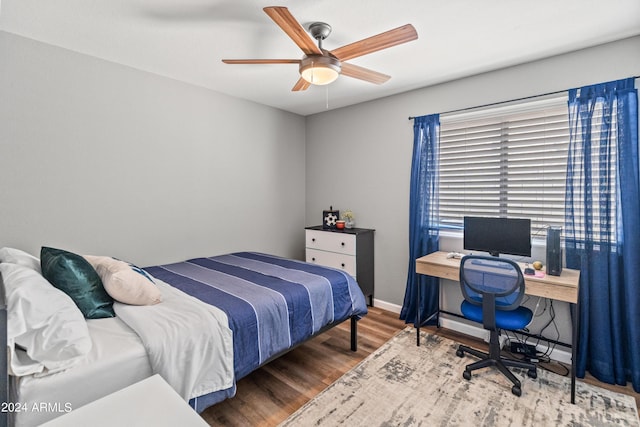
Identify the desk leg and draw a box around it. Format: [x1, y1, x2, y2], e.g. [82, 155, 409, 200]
[415, 277, 441, 347]
[416, 277, 421, 347]
[571, 302, 578, 404]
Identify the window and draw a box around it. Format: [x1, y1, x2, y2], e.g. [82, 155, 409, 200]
[438, 96, 570, 237]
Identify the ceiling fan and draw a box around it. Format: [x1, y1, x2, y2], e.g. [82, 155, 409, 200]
[222, 6, 418, 91]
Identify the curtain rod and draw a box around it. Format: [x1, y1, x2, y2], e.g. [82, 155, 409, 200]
[408, 75, 640, 120]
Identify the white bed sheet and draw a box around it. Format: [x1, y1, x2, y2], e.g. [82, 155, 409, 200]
[11, 317, 152, 427]
[114, 280, 233, 400]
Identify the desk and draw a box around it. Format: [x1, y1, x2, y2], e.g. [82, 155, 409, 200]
[415, 251, 580, 403]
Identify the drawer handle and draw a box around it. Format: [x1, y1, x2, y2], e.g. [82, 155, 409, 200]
[341, 242, 345, 246]
[312, 238, 316, 242]
[341, 263, 345, 267]
[312, 257, 316, 261]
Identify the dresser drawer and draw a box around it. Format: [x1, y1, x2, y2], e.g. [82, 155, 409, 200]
[306, 248, 357, 277]
[305, 230, 356, 255]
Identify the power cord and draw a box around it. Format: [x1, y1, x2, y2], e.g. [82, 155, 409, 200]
[528, 300, 560, 360]
[532, 296, 544, 317]
[502, 300, 570, 377]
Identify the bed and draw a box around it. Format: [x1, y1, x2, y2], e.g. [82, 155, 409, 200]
[0, 248, 368, 426]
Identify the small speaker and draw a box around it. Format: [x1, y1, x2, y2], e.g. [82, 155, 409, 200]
[546, 226, 562, 276]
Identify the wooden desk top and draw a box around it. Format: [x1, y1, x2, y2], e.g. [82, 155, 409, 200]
[416, 251, 579, 304]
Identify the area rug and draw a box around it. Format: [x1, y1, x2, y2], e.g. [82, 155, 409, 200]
[280, 327, 640, 427]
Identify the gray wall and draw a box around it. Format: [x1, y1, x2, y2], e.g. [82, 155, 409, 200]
[305, 36, 640, 344]
[0, 32, 306, 266]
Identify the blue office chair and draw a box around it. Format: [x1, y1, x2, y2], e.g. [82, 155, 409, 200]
[456, 255, 537, 396]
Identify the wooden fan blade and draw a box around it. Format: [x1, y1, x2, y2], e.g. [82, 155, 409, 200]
[340, 63, 390, 85]
[292, 77, 311, 91]
[263, 7, 322, 56]
[330, 24, 418, 61]
[222, 59, 300, 64]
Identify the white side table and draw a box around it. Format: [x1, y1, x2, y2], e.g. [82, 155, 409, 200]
[40, 375, 209, 427]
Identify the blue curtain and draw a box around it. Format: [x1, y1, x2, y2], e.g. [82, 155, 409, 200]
[400, 114, 440, 326]
[565, 78, 640, 392]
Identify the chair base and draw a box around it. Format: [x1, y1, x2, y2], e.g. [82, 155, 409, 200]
[456, 334, 537, 397]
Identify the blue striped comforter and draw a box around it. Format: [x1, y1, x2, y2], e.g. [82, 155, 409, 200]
[144, 252, 368, 381]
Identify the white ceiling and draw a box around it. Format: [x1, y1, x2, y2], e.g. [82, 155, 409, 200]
[2, 0, 640, 116]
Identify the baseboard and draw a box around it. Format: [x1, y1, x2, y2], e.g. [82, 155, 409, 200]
[372, 298, 402, 314]
[439, 316, 487, 341]
[372, 299, 571, 365]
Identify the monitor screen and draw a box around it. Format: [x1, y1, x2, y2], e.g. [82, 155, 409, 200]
[463, 216, 531, 258]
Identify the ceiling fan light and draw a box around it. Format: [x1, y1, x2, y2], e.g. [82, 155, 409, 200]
[301, 66, 339, 85]
[299, 56, 341, 85]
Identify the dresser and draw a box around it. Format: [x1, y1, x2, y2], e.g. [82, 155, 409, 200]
[305, 226, 375, 306]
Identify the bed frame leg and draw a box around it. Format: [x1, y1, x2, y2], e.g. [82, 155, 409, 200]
[350, 316, 357, 352]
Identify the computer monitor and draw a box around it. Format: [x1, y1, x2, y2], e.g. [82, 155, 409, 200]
[463, 216, 531, 258]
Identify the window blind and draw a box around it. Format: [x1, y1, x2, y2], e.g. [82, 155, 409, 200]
[438, 96, 570, 237]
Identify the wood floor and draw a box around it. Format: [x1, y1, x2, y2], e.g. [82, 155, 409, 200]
[200, 307, 639, 426]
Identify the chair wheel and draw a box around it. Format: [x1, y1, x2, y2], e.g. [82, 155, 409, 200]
[456, 349, 464, 358]
[511, 385, 522, 397]
[527, 369, 537, 379]
[462, 370, 471, 381]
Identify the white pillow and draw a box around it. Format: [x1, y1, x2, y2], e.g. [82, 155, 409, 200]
[0, 247, 41, 273]
[0, 263, 92, 376]
[84, 255, 162, 306]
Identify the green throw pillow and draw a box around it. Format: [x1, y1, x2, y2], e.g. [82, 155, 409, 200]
[41, 246, 115, 319]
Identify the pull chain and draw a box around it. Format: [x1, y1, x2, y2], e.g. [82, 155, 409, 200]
[310, 60, 315, 84]
[325, 85, 329, 110]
